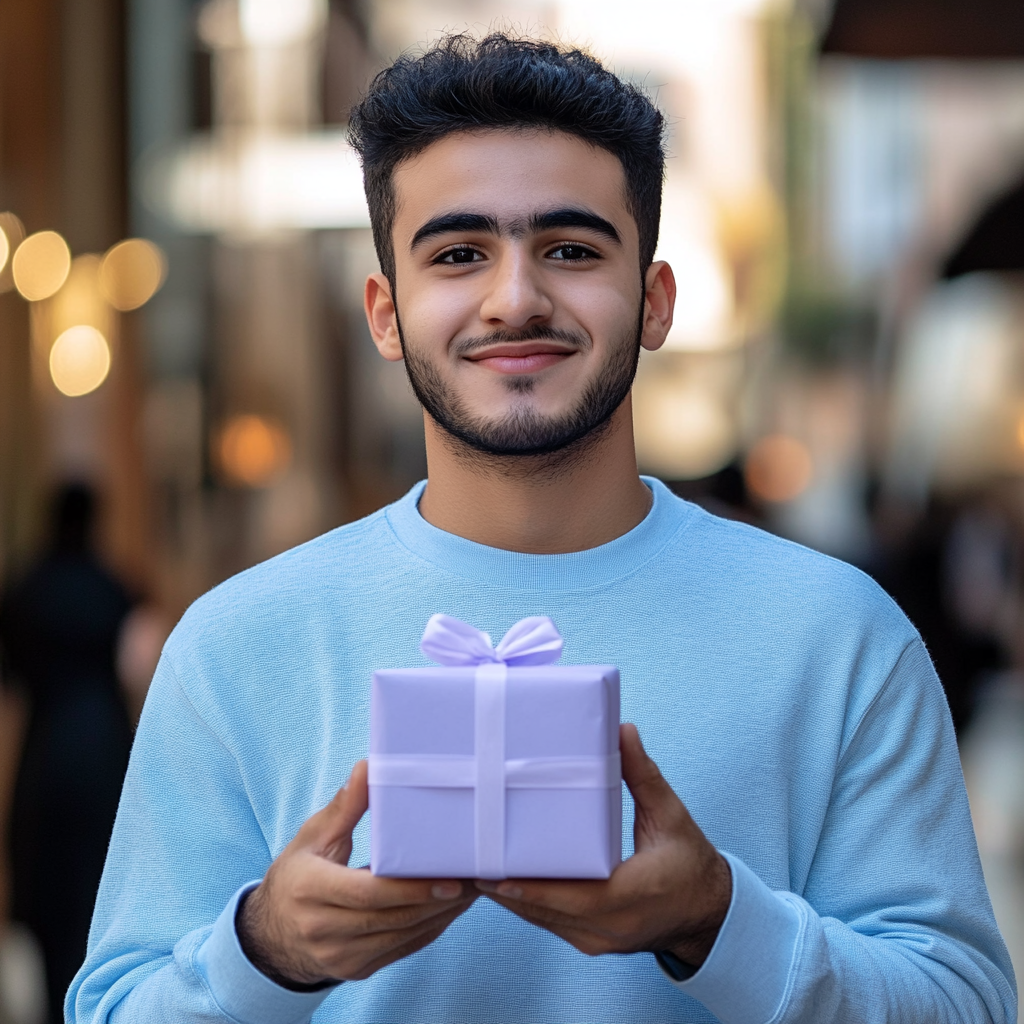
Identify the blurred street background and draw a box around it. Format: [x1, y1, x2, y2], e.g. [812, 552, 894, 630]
[2, 0, 1024, 1019]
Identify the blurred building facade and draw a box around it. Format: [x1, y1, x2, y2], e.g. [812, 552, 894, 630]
[2, 0, 1024, 678]
[0, 0, 147, 590]
[4, 0, 1024, 1017]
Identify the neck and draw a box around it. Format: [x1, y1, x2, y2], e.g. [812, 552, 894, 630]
[417, 396, 651, 554]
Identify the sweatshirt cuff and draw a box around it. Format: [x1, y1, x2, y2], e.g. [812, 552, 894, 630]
[664, 851, 804, 1024]
[193, 882, 340, 1024]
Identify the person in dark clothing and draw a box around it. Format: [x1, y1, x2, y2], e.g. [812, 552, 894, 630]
[0, 483, 134, 1023]
[871, 496, 1011, 736]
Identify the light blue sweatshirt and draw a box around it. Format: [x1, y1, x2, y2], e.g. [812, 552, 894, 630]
[69, 479, 1016, 1024]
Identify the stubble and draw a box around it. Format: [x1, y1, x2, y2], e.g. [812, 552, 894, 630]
[398, 307, 645, 472]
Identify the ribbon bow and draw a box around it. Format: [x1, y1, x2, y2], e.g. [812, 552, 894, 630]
[420, 613, 563, 668]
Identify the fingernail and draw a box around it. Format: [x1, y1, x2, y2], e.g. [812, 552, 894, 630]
[496, 883, 522, 899]
[431, 882, 461, 900]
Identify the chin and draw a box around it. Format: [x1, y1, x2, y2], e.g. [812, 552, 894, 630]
[473, 399, 573, 424]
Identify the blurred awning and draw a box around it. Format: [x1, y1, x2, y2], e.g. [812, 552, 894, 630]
[943, 177, 1024, 278]
[821, 0, 1024, 59]
[143, 131, 370, 237]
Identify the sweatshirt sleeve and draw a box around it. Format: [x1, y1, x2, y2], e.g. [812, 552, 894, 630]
[666, 638, 1017, 1024]
[66, 655, 337, 1024]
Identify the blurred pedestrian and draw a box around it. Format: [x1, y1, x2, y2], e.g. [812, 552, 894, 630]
[0, 483, 134, 1023]
[872, 495, 1012, 734]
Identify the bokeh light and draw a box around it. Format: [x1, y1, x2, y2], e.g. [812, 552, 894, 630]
[49, 325, 112, 397]
[634, 382, 736, 479]
[0, 212, 26, 293]
[12, 231, 71, 301]
[54, 254, 109, 329]
[99, 238, 166, 311]
[745, 435, 814, 503]
[216, 415, 292, 487]
[39, 255, 116, 371]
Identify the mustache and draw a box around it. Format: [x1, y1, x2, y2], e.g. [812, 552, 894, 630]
[451, 325, 591, 358]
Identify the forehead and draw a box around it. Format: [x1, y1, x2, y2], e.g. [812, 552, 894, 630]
[390, 129, 633, 238]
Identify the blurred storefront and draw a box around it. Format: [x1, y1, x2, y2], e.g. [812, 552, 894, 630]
[2, 0, 1023, 676]
[0, 0, 792, 610]
[3, 0, 1024, 1018]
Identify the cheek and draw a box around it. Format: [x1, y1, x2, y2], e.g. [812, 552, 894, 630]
[398, 281, 479, 346]
[565, 277, 640, 343]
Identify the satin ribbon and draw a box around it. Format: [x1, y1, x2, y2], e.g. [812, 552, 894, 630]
[368, 753, 623, 789]
[371, 615, 616, 879]
[419, 613, 564, 667]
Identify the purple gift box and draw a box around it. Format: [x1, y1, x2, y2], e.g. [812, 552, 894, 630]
[369, 615, 622, 880]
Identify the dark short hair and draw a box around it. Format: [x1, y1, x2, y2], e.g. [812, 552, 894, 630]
[348, 33, 666, 284]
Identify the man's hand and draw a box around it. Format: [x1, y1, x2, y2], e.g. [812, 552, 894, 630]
[474, 724, 731, 969]
[237, 761, 476, 987]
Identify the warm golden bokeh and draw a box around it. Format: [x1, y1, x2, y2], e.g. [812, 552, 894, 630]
[12, 230, 72, 302]
[744, 435, 814, 504]
[0, 212, 26, 293]
[99, 238, 167, 311]
[634, 379, 736, 479]
[216, 415, 292, 487]
[51, 254, 112, 334]
[48, 324, 112, 397]
[30, 256, 116, 388]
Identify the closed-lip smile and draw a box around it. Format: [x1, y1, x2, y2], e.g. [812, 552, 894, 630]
[464, 342, 577, 374]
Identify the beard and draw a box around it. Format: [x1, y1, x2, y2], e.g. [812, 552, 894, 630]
[398, 305, 644, 459]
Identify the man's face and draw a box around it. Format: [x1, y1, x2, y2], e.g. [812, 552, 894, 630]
[382, 130, 661, 457]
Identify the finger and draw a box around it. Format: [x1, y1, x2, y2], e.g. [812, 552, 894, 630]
[620, 725, 672, 804]
[343, 895, 477, 938]
[292, 761, 369, 860]
[302, 857, 469, 911]
[483, 892, 588, 932]
[474, 877, 608, 915]
[620, 724, 689, 843]
[321, 761, 370, 861]
[483, 893, 628, 954]
[522, 921, 623, 958]
[336, 901, 472, 981]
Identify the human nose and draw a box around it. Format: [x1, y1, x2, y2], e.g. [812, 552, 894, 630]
[478, 248, 554, 329]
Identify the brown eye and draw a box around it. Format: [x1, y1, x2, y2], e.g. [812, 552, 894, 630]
[439, 248, 480, 264]
[550, 245, 596, 262]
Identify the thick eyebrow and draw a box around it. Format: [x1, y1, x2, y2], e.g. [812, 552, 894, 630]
[529, 208, 621, 245]
[409, 207, 621, 253]
[410, 213, 500, 252]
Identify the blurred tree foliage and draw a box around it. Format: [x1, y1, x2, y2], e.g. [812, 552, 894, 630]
[764, 6, 877, 368]
[779, 288, 877, 366]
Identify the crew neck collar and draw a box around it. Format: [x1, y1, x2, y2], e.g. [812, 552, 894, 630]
[384, 475, 693, 592]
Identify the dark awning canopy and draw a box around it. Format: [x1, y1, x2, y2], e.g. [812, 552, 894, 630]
[821, 0, 1024, 59]
[943, 177, 1024, 278]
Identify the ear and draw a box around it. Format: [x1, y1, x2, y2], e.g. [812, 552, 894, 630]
[639, 261, 676, 353]
[364, 273, 404, 362]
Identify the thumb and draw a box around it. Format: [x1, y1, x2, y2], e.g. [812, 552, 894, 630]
[620, 724, 687, 846]
[297, 760, 369, 863]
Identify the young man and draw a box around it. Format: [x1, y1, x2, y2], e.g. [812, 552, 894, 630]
[70, 34, 1014, 1024]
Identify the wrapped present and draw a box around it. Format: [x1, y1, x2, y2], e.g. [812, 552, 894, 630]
[369, 615, 621, 879]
